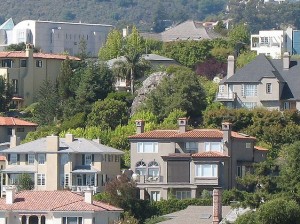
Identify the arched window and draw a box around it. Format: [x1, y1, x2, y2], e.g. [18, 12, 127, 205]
[148, 161, 159, 177]
[135, 161, 146, 175]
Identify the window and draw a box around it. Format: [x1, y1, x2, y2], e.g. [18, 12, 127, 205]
[115, 155, 120, 162]
[16, 127, 24, 132]
[83, 154, 94, 165]
[37, 174, 46, 185]
[27, 154, 35, 165]
[135, 161, 147, 175]
[9, 174, 19, 185]
[64, 174, 69, 187]
[205, 142, 222, 152]
[12, 79, 18, 94]
[60, 154, 69, 165]
[9, 154, 19, 165]
[266, 83, 272, 94]
[20, 59, 27, 67]
[219, 85, 225, 93]
[243, 102, 257, 109]
[185, 142, 198, 152]
[283, 102, 290, 110]
[2, 59, 12, 68]
[150, 191, 161, 201]
[260, 37, 269, 45]
[148, 161, 159, 177]
[237, 166, 242, 177]
[242, 84, 257, 97]
[176, 191, 191, 200]
[62, 217, 83, 224]
[246, 142, 252, 148]
[195, 164, 218, 178]
[36, 60, 42, 67]
[38, 154, 46, 164]
[137, 142, 158, 153]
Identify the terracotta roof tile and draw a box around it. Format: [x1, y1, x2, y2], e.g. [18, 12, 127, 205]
[231, 132, 256, 140]
[165, 153, 192, 158]
[0, 191, 122, 211]
[0, 51, 80, 60]
[254, 146, 268, 151]
[0, 156, 6, 161]
[192, 151, 229, 158]
[128, 130, 179, 139]
[0, 117, 38, 126]
[174, 129, 223, 138]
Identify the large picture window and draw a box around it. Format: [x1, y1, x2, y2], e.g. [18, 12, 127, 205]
[195, 164, 218, 178]
[137, 142, 158, 153]
[185, 142, 198, 152]
[242, 84, 257, 97]
[38, 154, 46, 164]
[205, 142, 222, 152]
[148, 161, 159, 177]
[62, 217, 83, 224]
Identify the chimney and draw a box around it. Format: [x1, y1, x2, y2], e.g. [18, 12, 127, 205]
[178, 118, 188, 133]
[212, 188, 222, 224]
[46, 135, 59, 152]
[25, 43, 33, 59]
[135, 120, 145, 134]
[283, 52, 290, 70]
[222, 122, 232, 156]
[84, 189, 93, 204]
[6, 186, 16, 204]
[227, 55, 235, 79]
[10, 135, 20, 148]
[65, 133, 74, 143]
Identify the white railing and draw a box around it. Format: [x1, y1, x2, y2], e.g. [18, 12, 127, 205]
[71, 186, 99, 194]
[216, 92, 235, 100]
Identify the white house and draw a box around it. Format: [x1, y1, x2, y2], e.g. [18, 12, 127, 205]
[0, 187, 123, 224]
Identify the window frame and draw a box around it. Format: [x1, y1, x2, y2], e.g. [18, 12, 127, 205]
[195, 164, 218, 178]
[38, 154, 46, 165]
[37, 173, 46, 186]
[266, 83, 272, 94]
[175, 190, 191, 200]
[204, 142, 223, 152]
[62, 217, 83, 224]
[36, 60, 43, 68]
[185, 142, 198, 152]
[27, 154, 35, 165]
[137, 142, 158, 153]
[242, 84, 257, 97]
[20, 59, 27, 67]
[9, 153, 18, 165]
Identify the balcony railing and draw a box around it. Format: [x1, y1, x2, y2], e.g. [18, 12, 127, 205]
[194, 177, 219, 185]
[216, 92, 236, 101]
[135, 175, 163, 184]
[71, 185, 100, 194]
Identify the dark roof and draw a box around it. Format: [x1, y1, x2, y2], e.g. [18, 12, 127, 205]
[223, 54, 300, 100]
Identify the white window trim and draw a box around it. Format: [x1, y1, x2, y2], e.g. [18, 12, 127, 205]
[37, 173, 46, 186]
[137, 142, 158, 153]
[185, 142, 198, 151]
[176, 190, 191, 200]
[85, 154, 93, 165]
[195, 164, 218, 178]
[204, 142, 223, 152]
[266, 83, 272, 94]
[38, 154, 46, 165]
[10, 154, 18, 165]
[28, 154, 35, 165]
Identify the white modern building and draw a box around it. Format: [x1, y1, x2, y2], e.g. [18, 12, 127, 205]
[0, 19, 113, 57]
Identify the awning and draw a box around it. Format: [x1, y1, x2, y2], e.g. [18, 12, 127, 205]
[2, 166, 36, 173]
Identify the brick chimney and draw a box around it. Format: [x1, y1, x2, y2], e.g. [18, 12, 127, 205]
[6, 186, 16, 204]
[227, 55, 235, 79]
[212, 188, 222, 224]
[65, 133, 74, 143]
[135, 120, 145, 134]
[84, 189, 93, 204]
[10, 135, 20, 148]
[178, 118, 188, 133]
[283, 52, 290, 70]
[46, 135, 59, 152]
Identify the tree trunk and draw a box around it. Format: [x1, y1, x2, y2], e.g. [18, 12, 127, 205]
[130, 68, 134, 95]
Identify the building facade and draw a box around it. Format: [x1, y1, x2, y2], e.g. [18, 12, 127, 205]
[216, 53, 300, 110]
[0, 19, 113, 57]
[1, 134, 124, 196]
[128, 119, 267, 201]
[0, 188, 122, 224]
[0, 44, 80, 106]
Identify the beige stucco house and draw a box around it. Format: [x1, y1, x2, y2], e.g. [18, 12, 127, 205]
[0, 117, 37, 143]
[128, 119, 267, 201]
[216, 53, 300, 110]
[0, 134, 124, 196]
[0, 188, 122, 224]
[0, 44, 80, 107]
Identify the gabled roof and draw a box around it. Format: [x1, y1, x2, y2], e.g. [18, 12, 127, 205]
[0, 18, 14, 30]
[1, 137, 124, 154]
[128, 129, 256, 140]
[0, 117, 37, 127]
[0, 191, 122, 212]
[0, 51, 80, 60]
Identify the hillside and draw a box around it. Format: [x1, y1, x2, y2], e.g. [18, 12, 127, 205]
[0, 0, 226, 32]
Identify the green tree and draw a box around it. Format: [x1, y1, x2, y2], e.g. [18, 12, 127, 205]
[87, 99, 128, 130]
[228, 23, 250, 46]
[5, 42, 40, 52]
[98, 29, 123, 60]
[0, 76, 13, 112]
[143, 66, 207, 121]
[17, 173, 34, 191]
[58, 57, 74, 100]
[236, 51, 257, 68]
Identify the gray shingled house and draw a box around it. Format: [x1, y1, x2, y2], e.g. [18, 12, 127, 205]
[216, 53, 300, 110]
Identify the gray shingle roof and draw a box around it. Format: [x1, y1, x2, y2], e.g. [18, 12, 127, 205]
[1, 138, 124, 154]
[223, 54, 300, 100]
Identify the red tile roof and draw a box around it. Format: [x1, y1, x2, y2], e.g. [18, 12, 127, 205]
[0, 156, 6, 161]
[0, 51, 80, 61]
[192, 151, 229, 158]
[0, 117, 38, 127]
[254, 146, 268, 151]
[129, 129, 256, 140]
[0, 191, 122, 211]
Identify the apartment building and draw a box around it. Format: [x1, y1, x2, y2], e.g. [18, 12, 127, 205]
[0, 44, 80, 107]
[0, 19, 113, 57]
[0, 134, 124, 196]
[216, 53, 300, 110]
[128, 119, 267, 201]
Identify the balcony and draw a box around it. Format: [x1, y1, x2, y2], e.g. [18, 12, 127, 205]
[135, 175, 163, 184]
[71, 185, 100, 194]
[215, 92, 236, 102]
[194, 177, 219, 186]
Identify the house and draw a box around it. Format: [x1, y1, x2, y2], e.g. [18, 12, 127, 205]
[0, 187, 122, 224]
[251, 27, 300, 59]
[0, 117, 37, 143]
[128, 119, 267, 201]
[216, 53, 300, 110]
[0, 44, 80, 107]
[141, 20, 222, 42]
[0, 134, 124, 196]
[107, 54, 179, 90]
[0, 19, 113, 57]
